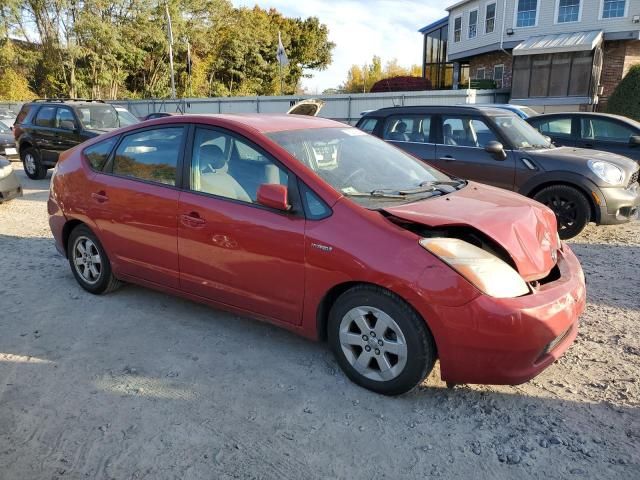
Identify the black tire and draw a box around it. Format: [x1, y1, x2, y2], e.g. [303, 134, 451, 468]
[21, 147, 47, 180]
[67, 224, 121, 295]
[328, 285, 436, 396]
[533, 185, 591, 240]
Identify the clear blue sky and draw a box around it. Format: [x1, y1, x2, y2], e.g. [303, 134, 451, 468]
[231, 0, 457, 92]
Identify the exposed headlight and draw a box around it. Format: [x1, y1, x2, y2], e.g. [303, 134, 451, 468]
[419, 238, 529, 298]
[587, 160, 624, 185]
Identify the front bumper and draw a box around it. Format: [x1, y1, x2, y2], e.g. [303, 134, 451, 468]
[0, 171, 23, 203]
[424, 245, 585, 385]
[596, 182, 640, 225]
[0, 145, 18, 158]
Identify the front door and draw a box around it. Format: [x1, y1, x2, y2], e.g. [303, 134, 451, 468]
[434, 115, 515, 190]
[88, 125, 186, 288]
[178, 126, 306, 325]
[52, 107, 81, 157]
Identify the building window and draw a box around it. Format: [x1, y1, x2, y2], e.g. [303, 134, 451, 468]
[454, 16, 462, 42]
[468, 10, 478, 39]
[476, 67, 486, 79]
[516, 0, 538, 27]
[558, 0, 580, 22]
[602, 0, 626, 18]
[486, 3, 496, 33]
[494, 64, 504, 88]
[423, 23, 454, 89]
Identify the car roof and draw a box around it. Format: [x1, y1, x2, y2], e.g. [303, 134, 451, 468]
[175, 113, 345, 133]
[362, 105, 516, 117]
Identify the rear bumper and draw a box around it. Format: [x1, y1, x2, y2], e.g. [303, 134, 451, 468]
[596, 183, 640, 225]
[0, 173, 23, 203]
[48, 196, 67, 256]
[424, 245, 585, 385]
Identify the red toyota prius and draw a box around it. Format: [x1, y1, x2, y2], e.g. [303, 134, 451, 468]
[48, 114, 586, 395]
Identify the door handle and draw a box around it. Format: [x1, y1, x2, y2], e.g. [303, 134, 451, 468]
[439, 155, 455, 161]
[583, 144, 594, 149]
[180, 212, 206, 228]
[91, 191, 108, 203]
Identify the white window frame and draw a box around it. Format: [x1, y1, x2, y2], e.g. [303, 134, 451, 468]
[599, 0, 628, 20]
[475, 67, 486, 79]
[468, 9, 479, 39]
[555, 0, 583, 24]
[513, 0, 541, 28]
[453, 14, 463, 42]
[493, 64, 504, 87]
[485, 2, 497, 33]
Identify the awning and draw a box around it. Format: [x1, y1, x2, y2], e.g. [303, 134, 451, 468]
[513, 30, 603, 56]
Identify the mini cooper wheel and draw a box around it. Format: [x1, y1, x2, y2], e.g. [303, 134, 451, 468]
[21, 147, 47, 180]
[328, 285, 436, 396]
[67, 225, 121, 294]
[533, 185, 591, 240]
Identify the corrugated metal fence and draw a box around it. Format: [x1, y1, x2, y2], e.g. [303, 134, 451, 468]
[0, 89, 510, 124]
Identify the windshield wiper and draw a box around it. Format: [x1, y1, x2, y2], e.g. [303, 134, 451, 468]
[342, 189, 405, 199]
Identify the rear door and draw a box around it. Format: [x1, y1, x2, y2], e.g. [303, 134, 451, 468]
[177, 126, 306, 325]
[434, 114, 515, 189]
[31, 106, 57, 163]
[577, 116, 640, 161]
[380, 114, 436, 162]
[529, 115, 577, 147]
[88, 125, 186, 288]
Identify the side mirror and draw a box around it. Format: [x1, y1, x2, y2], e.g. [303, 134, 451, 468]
[60, 120, 76, 131]
[629, 135, 640, 147]
[257, 184, 290, 211]
[485, 141, 507, 160]
[544, 135, 552, 143]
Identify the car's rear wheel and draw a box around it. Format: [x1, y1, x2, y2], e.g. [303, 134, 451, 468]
[533, 185, 591, 240]
[67, 225, 121, 295]
[328, 285, 436, 395]
[21, 147, 47, 180]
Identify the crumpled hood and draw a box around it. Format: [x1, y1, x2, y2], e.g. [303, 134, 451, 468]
[383, 182, 561, 281]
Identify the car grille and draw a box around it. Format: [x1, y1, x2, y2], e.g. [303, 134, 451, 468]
[629, 170, 639, 189]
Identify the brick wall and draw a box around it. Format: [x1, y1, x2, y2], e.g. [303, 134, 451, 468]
[598, 40, 640, 111]
[468, 51, 513, 88]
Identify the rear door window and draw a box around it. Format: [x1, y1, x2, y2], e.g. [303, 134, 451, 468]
[84, 137, 119, 171]
[383, 115, 432, 143]
[112, 127, 184, 186]
[34, 106, 56, 128]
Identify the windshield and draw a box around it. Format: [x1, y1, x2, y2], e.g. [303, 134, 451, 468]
[76, 105, 119, 130]
[267, 127, 457, 204]
[492, 115, 552, 150]
[116, 109, 140, 126]
[0, 119, 12, 133]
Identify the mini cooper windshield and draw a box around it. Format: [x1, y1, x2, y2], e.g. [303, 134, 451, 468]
[268, 127, 462, 204]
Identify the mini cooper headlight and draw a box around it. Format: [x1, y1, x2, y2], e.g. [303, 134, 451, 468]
[587, 160, 624, 185]
[419, 238, 529, 298]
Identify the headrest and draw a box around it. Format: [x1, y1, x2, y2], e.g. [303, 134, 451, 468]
[200, 144, 226, 170]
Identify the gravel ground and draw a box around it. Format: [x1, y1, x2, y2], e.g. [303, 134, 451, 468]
[1, 163, 639, 480]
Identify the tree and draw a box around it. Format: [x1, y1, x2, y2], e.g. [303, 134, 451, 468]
[340, 56, 423, 93]
[607, 64, 640, 121]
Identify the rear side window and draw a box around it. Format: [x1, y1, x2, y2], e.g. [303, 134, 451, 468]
[84, 137, 118, 171]
[35, 106, 56, 128]
[112, 127, 184, 186]
[581, 118, 635, 143]
[536, 118, 572, 136]
[358, 118, 378, 134]
[383, 115, 432, 143]
[15, 105, 32, 124]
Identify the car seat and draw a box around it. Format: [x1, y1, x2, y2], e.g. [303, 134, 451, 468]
[199, 144, 251, 202]
[443, 124, 458, 146]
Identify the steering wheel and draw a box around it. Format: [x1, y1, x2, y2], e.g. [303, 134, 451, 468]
[341, 168, 367, 188]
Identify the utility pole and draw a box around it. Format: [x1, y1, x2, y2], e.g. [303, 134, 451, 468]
[166, 2, 176, 99]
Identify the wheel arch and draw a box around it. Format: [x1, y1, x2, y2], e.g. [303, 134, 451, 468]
[61, 219, 88, 256]
[520, 176, 599, 223]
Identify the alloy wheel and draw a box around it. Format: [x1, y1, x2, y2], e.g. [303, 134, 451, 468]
[72, 236, 102, 285]
[543, 194, 577, 231]
[339, 306, 408, 382]
[24, 153, 36, 175]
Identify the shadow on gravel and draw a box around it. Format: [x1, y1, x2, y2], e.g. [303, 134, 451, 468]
[569, 242, 640, 310]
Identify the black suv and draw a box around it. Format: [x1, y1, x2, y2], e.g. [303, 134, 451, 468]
[14, 99, 120, 179]
[357, 106, 640, 239]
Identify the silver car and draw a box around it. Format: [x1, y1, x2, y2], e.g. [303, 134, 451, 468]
[0, 157, 22, 203]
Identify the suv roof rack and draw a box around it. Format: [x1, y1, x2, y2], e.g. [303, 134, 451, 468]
[32, 98, 106, 103]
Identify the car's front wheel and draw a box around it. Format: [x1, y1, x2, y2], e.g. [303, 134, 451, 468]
[328, 285, 436, 395]
[21, 147, 47, 180]
[533, 185, 591, 240]
[67, 225, 121, 295]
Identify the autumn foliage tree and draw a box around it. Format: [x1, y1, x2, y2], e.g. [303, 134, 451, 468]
[0, 0, 334, 100]
[341, 56, 422, 93]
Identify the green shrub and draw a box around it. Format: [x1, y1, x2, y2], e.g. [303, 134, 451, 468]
[607, 64, 640, 121]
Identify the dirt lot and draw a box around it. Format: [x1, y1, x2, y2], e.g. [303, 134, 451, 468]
[1, 163, 639, 479]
